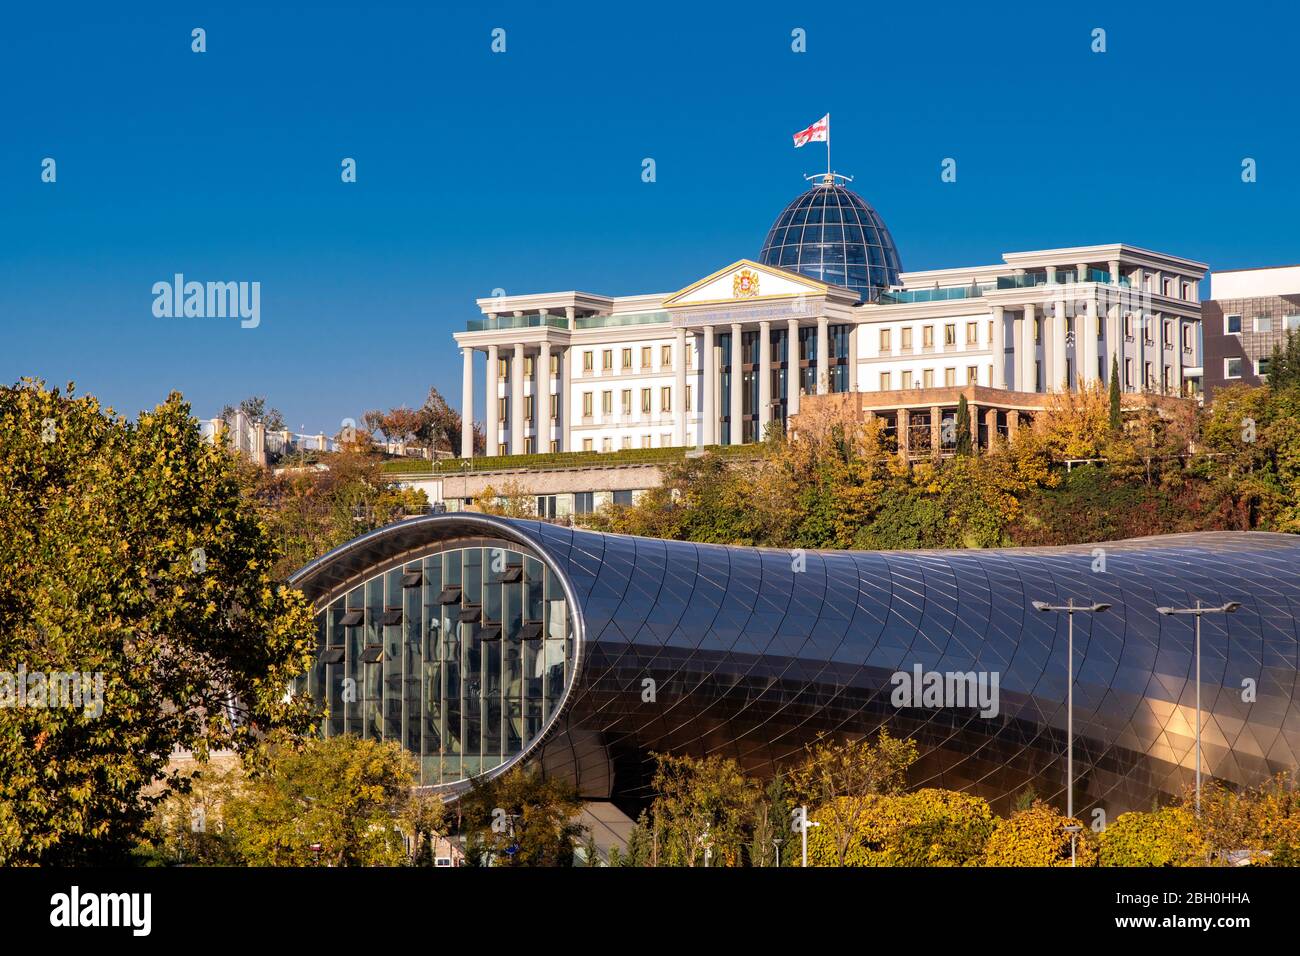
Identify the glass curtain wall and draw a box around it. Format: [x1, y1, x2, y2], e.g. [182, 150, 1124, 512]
[296, 544, 576, 787]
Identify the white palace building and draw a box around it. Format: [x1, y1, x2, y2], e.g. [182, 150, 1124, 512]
[455, 173, 1206, 461]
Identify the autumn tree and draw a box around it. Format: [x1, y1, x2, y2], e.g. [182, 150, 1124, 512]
[982, 800, 1097, 867]
[0, 381, 316, 865]
[223, 735, 414, 866]
[787, 730, 918, 866]
[457, 766, 585, 867]
[648, 753, 761, 866]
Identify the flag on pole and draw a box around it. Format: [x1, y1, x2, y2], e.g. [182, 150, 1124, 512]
[792, 114, 829, 148]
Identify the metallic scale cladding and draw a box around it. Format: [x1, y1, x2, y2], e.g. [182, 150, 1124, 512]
[758, 180, 902, 301]
[290, 516, 1300, 817]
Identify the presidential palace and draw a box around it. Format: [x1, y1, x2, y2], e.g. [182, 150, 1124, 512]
[453, 172, 1206, 465]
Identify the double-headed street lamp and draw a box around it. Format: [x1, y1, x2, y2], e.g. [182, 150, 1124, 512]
[1156, 600, 1241, 814]
[1031, 598, 1111, 853]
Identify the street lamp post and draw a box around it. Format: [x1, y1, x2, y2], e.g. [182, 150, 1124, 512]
[1032, 597, 1111, 863]
[796, 805, 821, 868]
[772, 837, 784, 868]
[1156, 600, 1241, 815]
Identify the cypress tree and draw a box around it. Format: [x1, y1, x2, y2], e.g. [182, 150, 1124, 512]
[1109, 354, 1122, 431]
[955, 395, 972, 456]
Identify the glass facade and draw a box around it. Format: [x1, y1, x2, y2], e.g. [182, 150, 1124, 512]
[295, 543, 575, 787]
[758, 182, 902, 300]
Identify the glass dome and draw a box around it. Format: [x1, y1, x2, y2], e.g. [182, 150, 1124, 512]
[758, 178, 902, 301]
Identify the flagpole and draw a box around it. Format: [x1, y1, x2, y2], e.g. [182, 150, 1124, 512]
[826, 115, 831, 179]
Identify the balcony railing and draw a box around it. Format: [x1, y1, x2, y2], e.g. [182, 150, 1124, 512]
[877, 285, 991, 304]
[466, 313, 569, 332]
[574, 311, 670, 330]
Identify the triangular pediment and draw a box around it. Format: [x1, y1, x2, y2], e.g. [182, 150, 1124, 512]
[663, 259, 830, 308]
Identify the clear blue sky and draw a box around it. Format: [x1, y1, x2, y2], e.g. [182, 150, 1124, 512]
[3, 0, 1297, 434]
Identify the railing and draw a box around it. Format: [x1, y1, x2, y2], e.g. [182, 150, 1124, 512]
[465, 314, 569, 332]
[574, 311, 671, 330]
[877, 285, 991, 304]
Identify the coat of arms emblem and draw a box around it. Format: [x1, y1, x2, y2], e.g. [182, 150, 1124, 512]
[733, 269, 760, 299]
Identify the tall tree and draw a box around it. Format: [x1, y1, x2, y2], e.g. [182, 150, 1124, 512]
[220, 395, 286, 431]
[1266, 329, 1300, 391]
[0, 380, 315, 864]
[649, 753, 760, 866]
[1108, 355, 1122, 431]
[955, 395, 972, 456]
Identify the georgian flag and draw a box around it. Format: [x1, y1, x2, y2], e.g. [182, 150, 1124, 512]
[792, 114, 829, 148]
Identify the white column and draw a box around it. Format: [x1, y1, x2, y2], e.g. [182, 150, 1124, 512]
[787, 319, 801, 416]
[1108, 259, 1120, 285]
[702, 324, 716, 445]
[816, 315, 830, 395]
[461, 346, 475, 457]
[1151, 311, 1165, 393]
[486, 344, 499, 456]
[848, 323, 859, 392]
[560, 346, 572, 451]
[538, 340, 551, 452]
[1170, 316, 1183, 396]
[510, 342, 525, 455]
[1082, 294, 1099, 387]
[675, 328, 688, 446]
[1106, 301, 1121, 386]
[1052, 297, 1067, 392]
[1021, 304, 1037, 392]
[991, 306, 1006, 389]
[730, 323, 744, 445]
[758, 320, 772, 436]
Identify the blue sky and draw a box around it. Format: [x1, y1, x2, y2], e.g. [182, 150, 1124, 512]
[3, 0, 1297, 433]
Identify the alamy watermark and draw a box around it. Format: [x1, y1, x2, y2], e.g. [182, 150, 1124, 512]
[0, 666, 104, 717]
[890, 664, 1000, 718]
[152, 274, 260, 328]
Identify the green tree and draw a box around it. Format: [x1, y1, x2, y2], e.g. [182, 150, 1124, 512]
[1109, 355, 1122, 431]
[0, 381, 315, 865]
[220, 395, 285, 431]
[648, 753, 760, 866]
[786, 730, 918, 866]
[750, 772, 798, 866]
[457, 767, 585, 867]
[1265, 329, 1300, 391]
[1097, 806, 1206, 867]
[955, 395, 972, 456]
[223, 735, 413, 867]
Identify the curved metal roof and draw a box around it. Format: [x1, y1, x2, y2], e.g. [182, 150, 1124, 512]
[291, 517, 1300, 813]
